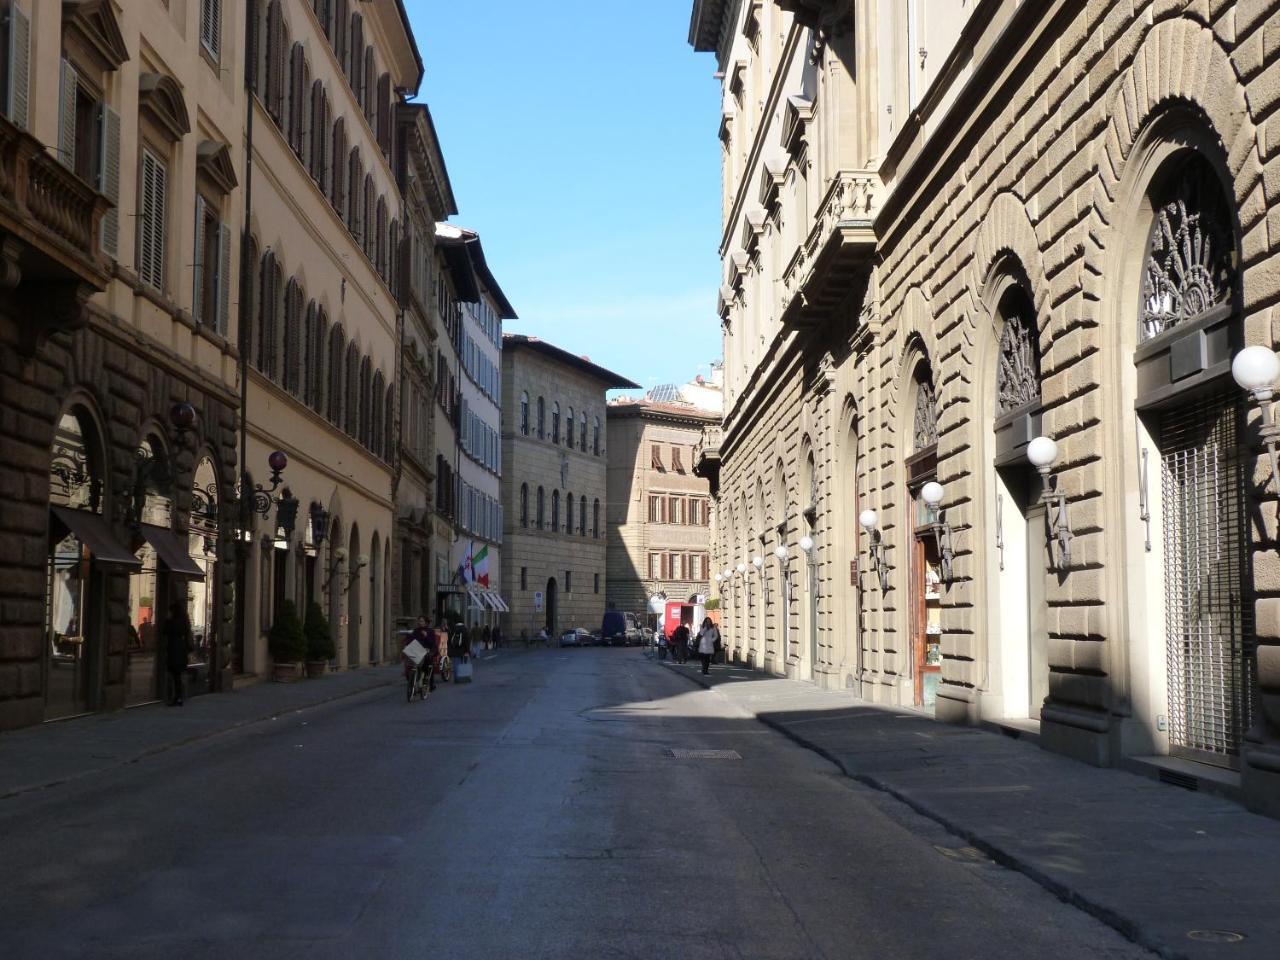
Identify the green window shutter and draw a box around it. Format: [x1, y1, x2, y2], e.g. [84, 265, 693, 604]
[98, 104, 121, 259]
[6, 3, 30, 129]
[58, 60, 77, 170]
[193, 194, 207, 322]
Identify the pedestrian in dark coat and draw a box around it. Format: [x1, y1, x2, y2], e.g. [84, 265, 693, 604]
[672, 622, 691, 664]
[163, 602, 192, 706]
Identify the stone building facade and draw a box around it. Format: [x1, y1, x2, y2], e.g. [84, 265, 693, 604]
[0, 0, 243, 728]
[500, 336, 638, 639]
[391, 102, 452, 630]
[605, 387, 720, 619]
[238, 0, 419, 674]
[690, 0, 1280, 815]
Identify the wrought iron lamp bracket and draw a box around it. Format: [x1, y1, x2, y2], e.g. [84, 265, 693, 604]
[1037, 470, 1072, 569]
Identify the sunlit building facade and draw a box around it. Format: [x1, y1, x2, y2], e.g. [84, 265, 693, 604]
[690, 0, 1280, 814]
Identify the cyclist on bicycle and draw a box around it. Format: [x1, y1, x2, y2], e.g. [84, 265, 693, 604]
[404, 616, 436, 694]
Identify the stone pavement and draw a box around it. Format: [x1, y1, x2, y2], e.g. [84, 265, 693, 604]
[0, 643, 538, 802]
[661, 658, 1280, 960]
[0, 666, 401, 800]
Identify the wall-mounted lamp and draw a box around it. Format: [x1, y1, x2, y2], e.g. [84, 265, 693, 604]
[752, 555, 764, 573]
[919, 481, 954, 584]
[1027, 435, 1072, 568]
[773, 544, 789, 562]
[1233, 345, 1280, 492]
[799, 535, 814, 555]
[859, 509, 889, 589]
[344, 553, 370, 594]
[736, 561, 747, 576]
[714, 572, 723, 584]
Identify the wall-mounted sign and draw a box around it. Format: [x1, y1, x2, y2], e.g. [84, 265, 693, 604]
[534, 591, 544, 612]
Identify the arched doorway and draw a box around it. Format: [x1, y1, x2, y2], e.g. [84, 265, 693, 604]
[906, 363, 942, 710]
[347, 524, 360, 668]
[127, 432, 175, 706]
[1121, 148, 1252, 767]
[545, 577, 558, 636]
[45, 406, 114, 720]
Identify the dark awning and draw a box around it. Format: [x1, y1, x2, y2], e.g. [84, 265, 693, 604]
[137, 524, 205, 581]
[50, 506, 142, 571]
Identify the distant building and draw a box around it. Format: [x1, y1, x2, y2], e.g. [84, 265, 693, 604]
[606, 371, 722, 621]
[500, 337, 638, 639]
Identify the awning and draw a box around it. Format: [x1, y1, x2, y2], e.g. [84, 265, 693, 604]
[466, 586, 488, 612]
[489, 592, 509, 613]
[137, 524, 205, 581]
[50, 506, 142, 571]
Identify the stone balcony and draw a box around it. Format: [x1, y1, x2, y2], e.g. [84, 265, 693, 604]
[0, 114, 112, 353]
[779, 168, 879, 329]
[693, 424, 723, 497]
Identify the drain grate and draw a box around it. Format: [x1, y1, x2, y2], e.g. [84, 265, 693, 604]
[1159, 769, 1199, 791]
[665, 748, 742, 760]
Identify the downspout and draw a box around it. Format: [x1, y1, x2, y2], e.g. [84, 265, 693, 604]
[233, 0, 259, 684]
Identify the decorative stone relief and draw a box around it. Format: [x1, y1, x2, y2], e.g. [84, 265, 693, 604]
[996, 312, 1039, 416]
[913, 377, 938, 452]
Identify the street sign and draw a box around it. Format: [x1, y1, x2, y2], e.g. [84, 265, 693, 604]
[534, 591, 544, 612]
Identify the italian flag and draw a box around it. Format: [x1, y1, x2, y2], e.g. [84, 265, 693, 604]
[473, 544, 490, 587]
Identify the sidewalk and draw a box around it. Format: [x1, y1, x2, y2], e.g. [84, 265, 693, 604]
[661, 658, 1280, 960]
[0, 666, 400, 800]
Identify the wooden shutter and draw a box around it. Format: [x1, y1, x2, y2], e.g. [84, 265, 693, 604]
[57, 60, 76, 170]
[217, 224, 231, 335]
[201, 0, 221, 59]
[193, 194, 207, 322]
[5, 3, 29, 129]
[138, 149, 166, 291]
[377, 73, 391, 155]
[98, 104, 121, 258]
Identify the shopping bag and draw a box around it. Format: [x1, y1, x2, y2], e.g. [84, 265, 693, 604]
[402, 639, 427, 665]
[453, 656, 474, 683]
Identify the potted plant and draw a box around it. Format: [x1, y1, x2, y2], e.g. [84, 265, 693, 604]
[303, 602, 334, 678]
[268, 599, 306, 682]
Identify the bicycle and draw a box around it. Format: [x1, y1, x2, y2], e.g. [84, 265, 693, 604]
[438, 653, 453, 683]
[406, 659, 428, 702]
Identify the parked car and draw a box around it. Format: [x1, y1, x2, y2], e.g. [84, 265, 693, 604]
[623, 612, 642, 645]
[560, 627, 592, 647]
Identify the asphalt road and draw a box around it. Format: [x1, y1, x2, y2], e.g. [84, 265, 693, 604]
[0, 648, 1155, 959]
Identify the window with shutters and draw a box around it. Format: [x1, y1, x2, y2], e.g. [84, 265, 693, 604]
[670, 497, 684, 525]
[593, 418, 601, 456]
[331, 118, 347, 211]
[304, 302, 323, 409]
[579, 413, 587, 451]
[364, 48, 375, 122]
[536, 487, 545, 529]
[375, 197, 388, 276]
[672, 446, 684, 473]
[345, 344, 360, 436]
[649, 495, 663, 523]
[137, 147, 167, 291]
[376, 73, 391, 156]
[536, 397, 545, 439]
[651, 444, 664, 471]
[649, 553, 662, 579]
[551, 403, 561, 444]
[359, 356, 372, 446]
[282, 279, 303, 394]
[348, 13, 362, 87]
[3, 3, 31, 131]
[192, 193, 230, 331]
[288, 43, 307, 157]
[265, 0, 286, 124]
[520, 393, 529, 435]
[348, 149, 362, 233]
[551, 491, 560, 532]
[200, 0, 221, 61]
[566, 407, 575, 448]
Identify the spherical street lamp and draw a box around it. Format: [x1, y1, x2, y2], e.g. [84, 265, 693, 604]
[859, 509, 879, 532]
[773, 544, 788, 561]
[799, 535, 814, 553]
[1232, 344, 1280, 401]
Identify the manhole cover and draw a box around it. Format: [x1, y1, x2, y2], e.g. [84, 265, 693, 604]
[1187, 931, 1245, 943]
[665, 748, 742, 760]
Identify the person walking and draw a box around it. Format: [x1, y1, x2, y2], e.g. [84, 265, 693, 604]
[163, 601, 193, 706]
[696, 617, 720, 676]
[672, 621, 691, 664]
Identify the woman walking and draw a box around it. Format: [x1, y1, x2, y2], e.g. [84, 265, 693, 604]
[696, 617, 720, 676]
[163, 602, 193, 705]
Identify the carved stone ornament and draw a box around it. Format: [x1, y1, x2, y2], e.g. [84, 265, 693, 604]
[996, 312, 1040, 416]
[913, 377, 938, 452]
[1140, 159, 1234, 341]
[139, 73, 191, 143]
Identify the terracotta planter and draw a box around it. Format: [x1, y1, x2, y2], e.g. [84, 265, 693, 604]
[272, 661, 302, 683]
[305, 660, 327, 678]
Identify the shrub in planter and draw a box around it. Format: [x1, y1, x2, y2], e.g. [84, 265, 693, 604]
[269, 600, 306, 681]
[304, 602, 335, 677]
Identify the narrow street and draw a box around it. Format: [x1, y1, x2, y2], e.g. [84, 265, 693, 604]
[1, 649, 1151, 960]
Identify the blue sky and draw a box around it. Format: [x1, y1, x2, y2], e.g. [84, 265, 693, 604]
[403, 0, 723, 393]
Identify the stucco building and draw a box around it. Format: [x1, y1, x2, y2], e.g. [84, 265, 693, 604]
[689, 0, 1280, 815]
[606, 374, 721, 619]
[500, 336, 637, 639]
